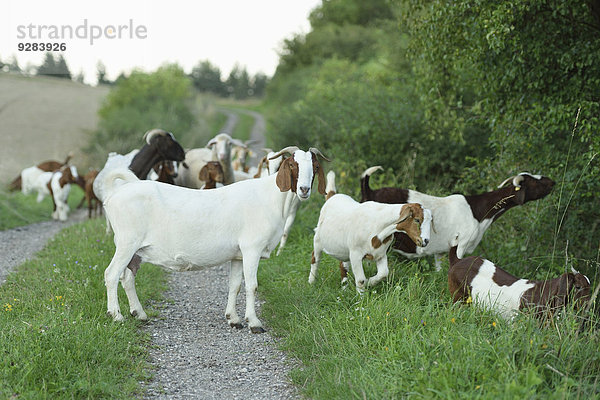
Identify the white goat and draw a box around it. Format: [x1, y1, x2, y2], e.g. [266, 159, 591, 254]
[310, 172, 432, 292]
[101, 146, 328, 333]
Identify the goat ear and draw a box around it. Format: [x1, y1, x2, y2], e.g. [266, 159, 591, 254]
[276, 158, 292, 192]
[398, 204, 414, 223]
[313, 156, 326, 195]
[198, 165, 209, 182]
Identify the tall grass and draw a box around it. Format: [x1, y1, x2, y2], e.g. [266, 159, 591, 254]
[258, 199, 600, 399]
[0, 218, 167, 399]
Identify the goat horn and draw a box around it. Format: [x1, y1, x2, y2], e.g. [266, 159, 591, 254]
[309, 147, 331, 162]
[571, 266, 580, 274]
[143, 129, 169, 145]
[269, 146, 300, 160]
[512, 174, 525, 188]
[230, 138, 247, 148]
[497, 175, 516, 189]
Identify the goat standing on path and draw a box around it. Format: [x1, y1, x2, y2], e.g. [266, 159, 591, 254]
[101, 146, 329, 333]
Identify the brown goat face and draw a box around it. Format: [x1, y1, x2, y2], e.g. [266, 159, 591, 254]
[552, 272, 591, 311]
[396, 204, 424, 247]
[517, 175, 555, 204]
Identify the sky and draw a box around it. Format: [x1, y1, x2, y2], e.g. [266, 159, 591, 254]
[1, 0, 321, 84]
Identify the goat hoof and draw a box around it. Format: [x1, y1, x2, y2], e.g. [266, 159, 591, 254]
[250, 326, 266, 334]
[107, 311, 124, 322]
[229, 322, 244, 330]
[131, 309, 148, 320]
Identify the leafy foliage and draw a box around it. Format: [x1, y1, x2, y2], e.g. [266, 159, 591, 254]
[87, 64, 196, 161]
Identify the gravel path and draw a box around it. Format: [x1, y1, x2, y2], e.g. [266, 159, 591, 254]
[143, 109, 301, 399]
[0, 209, 87, 284]
[143, 266, 299, 399]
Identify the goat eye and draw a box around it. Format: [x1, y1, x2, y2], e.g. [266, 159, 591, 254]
[414, 219, 421, 224]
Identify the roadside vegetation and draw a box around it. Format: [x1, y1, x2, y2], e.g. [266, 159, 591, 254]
[0, 219, 167, 399]
[257, 0, 600, 398]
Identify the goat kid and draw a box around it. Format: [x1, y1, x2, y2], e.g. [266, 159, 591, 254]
[101, 146, 328, 333]
[361, 167, 555, 269]
[48, 165, 80, 221]
[198, 161, 225, 189]
[448, 246, 591, 320]
[310, 171, 432, 292]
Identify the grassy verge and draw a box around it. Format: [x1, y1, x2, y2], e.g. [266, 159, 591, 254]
[0, 186, 85, 231]
[0, 218, 167, 399]
[258, 199, 600, 399]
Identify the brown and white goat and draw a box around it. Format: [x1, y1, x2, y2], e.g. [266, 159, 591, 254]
[17, 152, 73, 194]
[361, 167, 555, 269]
[47, 165, 81, 221]
[309, 171, 432, 292]
[448, 246, 591, 320]
[198, 161, 225, 189]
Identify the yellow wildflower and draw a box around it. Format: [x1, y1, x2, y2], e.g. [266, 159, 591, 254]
[466, 296, 473, 304]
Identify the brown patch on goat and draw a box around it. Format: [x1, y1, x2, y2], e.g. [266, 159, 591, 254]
[275, 156, 298, 193]
[83, 170, 101, 218]
[311, 153, 326, 195]
[464, 175, 555, 222]
[371, 236, 383, 249]
[326, 191, 336, 201]
[199, 161, 224, 189]
[395, 203, 424, 247]
[447, 254, 485, 303]
[363, 254, 374, 260]
[383, 235, 393, 244]
[311, 251, 316, 265]
[127, 255, 142, 276]
[339, 261, 347, 279]
[520, 272, 591, 315]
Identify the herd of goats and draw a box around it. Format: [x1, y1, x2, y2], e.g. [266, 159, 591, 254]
[7, 128, 595, 333]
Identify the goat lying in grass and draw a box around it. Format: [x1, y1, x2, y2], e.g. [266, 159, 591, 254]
[361, 167, 555, 270]
[448, 245, 591, 320]
[309, 171, 432, 292]
[100, 146, 328, 333]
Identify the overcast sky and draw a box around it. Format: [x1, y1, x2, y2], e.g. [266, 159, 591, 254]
[1, 0, 320, 84]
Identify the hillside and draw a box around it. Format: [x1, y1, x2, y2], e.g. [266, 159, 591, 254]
[0, 73, 109, 183]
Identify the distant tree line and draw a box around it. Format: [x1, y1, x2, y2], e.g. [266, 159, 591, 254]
[189, 60, 268, 99]
[1, 54, 268, 99]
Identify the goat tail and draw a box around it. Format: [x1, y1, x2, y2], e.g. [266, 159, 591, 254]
[325, 170, 336, 200]
[97, 167, 139, 202]
[360, 166, 383, 201]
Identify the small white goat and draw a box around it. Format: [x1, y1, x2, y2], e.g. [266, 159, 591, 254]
[309, 171, 432, 292]
[101, 146, 328, 333]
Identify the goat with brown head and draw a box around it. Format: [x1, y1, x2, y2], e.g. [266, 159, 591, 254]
[269, 146, 329, 200]
[198, 161, 225, 189]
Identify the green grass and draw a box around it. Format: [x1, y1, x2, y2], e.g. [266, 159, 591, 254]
[0, 218, 167, 399]
[0, 186, 85, 230]
[258, 200, 600, 399]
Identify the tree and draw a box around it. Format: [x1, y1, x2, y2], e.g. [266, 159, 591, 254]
[190, 60, 225, 96]
[55, 54, 71, 79]
[97, 61, 111, 85]
[36, 53, 56, 76]
[251, 73, 268, 97]
[225, 64, 251, 99]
